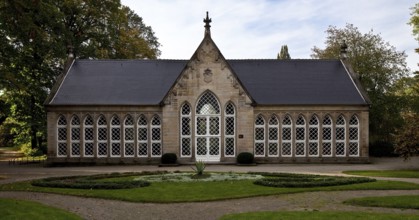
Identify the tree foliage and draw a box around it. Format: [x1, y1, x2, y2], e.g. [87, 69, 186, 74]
[311, 24, 410, 142]
[0, 0, 161, 149]
[394, 113, 419, 160]
[277, 45, 291, 59]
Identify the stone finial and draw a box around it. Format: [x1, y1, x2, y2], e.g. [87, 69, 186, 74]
[340, 40, 348, 59]
[203, 11, 212, 35]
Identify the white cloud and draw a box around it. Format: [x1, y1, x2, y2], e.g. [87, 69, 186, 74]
[122, 0, 418, 72]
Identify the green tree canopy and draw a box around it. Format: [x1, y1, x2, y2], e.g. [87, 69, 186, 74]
[0, 0, 161, 149]
[277, 45, 291, 59]
[311, 24, 409, 142]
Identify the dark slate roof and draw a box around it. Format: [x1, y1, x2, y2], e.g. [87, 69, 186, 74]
[49, 60, 187, 105]
[48, 59, 367, 106]
[229, 59, 367, 105]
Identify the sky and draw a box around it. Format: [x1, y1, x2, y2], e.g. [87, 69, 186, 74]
[121, 0, 418, 72]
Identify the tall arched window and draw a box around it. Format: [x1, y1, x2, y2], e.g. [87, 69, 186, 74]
[281, 115, 292, 157]
[181, 103, 192, 157]
[97, 115, 108, 157]
[254, 115, 265, 157]
[110, 115, 121, 157]
[322, 115, 332, 156]
[70, 115, 81, 157]
[57, 115, 67, 157]
[308, 115, 319, 156]
[124, 115, 135, 157]
[336, 115, 346, 156]
[84, 115, 94, 157]
[151, 115, 162, 157]
[224, 102, 235, 157]
[295, 115, 306, 156]
[349, 115, 359, 156]
[137, 115, 148, 157]
[268, 115, 279, 157]
[195, 91, 221, 161]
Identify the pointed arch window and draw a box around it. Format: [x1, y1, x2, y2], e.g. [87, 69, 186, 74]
[281, 115, 292, 157]
[268, 115, 279, 157]
[322, 115, 332, 156]
[124, 115, 135, 157]
[349, 115, 359, 156]
[70, 115, 81, 157]
[308, 115, 319, 156]
[97, 115, 108, 157]
[151, 115, 162, 157]
[196, 92, 220, 115]
[254, 115, 265, 157]
[295, 115, 306, 156]
[224, 103, 236, 157]
[336, 115, 346, 156]
[57, 115, 67, 157]
[137, 115, 148, 157]
[181, 103, 192, 157]
[110, 116, 121, 157]
[83, 115, 94, 157]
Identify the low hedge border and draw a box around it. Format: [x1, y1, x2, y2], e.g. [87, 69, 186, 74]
[251, 172, 375, 188]
[30, 172, 161, 189]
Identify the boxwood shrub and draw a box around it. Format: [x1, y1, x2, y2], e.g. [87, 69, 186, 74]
[237, 152, 254, 164]
[161, 153, 178, 164]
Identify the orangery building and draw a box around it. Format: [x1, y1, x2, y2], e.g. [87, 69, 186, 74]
[45, 13, 370, 165]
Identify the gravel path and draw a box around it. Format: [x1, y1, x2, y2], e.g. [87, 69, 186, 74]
[1, 190, 418, 220]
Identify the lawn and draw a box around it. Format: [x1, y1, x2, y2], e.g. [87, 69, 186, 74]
[220, 211, 419, 220]
[1, 176, 419, 203]
[343, 170, 419, 178]
[344, 195, 419, 210]
[0, 198, 82, 220]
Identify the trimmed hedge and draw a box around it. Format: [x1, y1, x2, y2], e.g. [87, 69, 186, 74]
[251, 172, 375, 188]
[31, 172, 152, 189]
[161, 153, 178, 164]
[237, 152, 254, 164]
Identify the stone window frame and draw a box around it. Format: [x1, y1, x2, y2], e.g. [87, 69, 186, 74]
[83, 115, 94, 157]
[335, 115, 346, 157]
[110, 115, 122, 157]
[150, 115, 162, 157]
[281, 114, 293, 157]
[137, 114, 148, 157]
[97, 115, 108, 157]
[224, 102, 236, 157]
[123, 114, 135, 157]
[180, 102, 192, 158]
[349, 114, 360, 157]
[57, 115, 68, 157]
[267, 114, 279, 157]
[322, 114, 333, 157]
[295, 115, 306, 157]
[254, 114, 266, 157]
[308, 115, 320, 157]
[70, 115, 81, 157]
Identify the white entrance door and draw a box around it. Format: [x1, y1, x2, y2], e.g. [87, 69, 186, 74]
[195, 91, 221, 162]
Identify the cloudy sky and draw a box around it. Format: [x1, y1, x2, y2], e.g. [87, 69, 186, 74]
[121, 0, 418, 72]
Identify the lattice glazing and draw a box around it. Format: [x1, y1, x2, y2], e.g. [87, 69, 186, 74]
[181, 138, 191, 156]
[269, 127, 278, 140]
[349, 142, 358, 156]
[125, 143, 134, 156]
[209, 117, 219, 135]
[138, 128, 147, 140]
[71, 116, 80, 125]
[225, 103, 235, 115]
[309, 116, 319, 125]
[151, 116, 161, 126]
[58, 116, 67, 125]
[182, 117, 191, 135]
[282, 127, 291, 140]
[349, 115, 358, 125]
[182, 103, 191, 115]
[255, 143, 264, 156]
[196, 92, 220, 114]
[296, 143, 305, 156]
[84, 143, 93, 156]
[349, 127, 358, 140]
[71, 128, 80, 141]
[309, 128, 318, 140]
[196, 117, 207, 135]
[125, 128, 134, 141]
[282, 116, 292, 125]
[98, 143, 107, 156]
[196, 138, 207, 155]
[323, 127, 332, 140]
[58, 143, 67, 156]
[98, 128, 107, 140]
[138, 143, 147, 156]
[309, 142, 318, 156]
[281, 143, 291, 156]
[225, 117, 234, 135]
[225, 138, 234, 156]
[337, 115, 345, 125]
[71, 143, 80, 156]
[138, 115, 147, 125]
[84, 116, 93, 125]
[111, 128, 121, 141]
[296, 127, 305, 140]
[111, 116, 120, 126]
[336, 142, 345, 156]
[323, 116, 332, 125]
[58, 128, 67, 141]
[255, 115, 265, 125]
[268, 143, 278, 156]
[322, 143, 332, 156]
[255, 128, 264, 140]
[111, 143, 121, 156]
[151, 143, 161, 156]
[336, 128, 345, 140]
[152, 128, 161, 141]
[98, 116, 106, 125]
[296, 116, 305, 125]
[84, 128, 93, 141]
[209, 138, 219, 155]
[124, 115, 134, 125]
[269, 116, 279, 125]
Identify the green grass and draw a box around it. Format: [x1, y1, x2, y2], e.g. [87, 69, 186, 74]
[0, 198, 82, 220]
[1, 178, 418, 203]
[344, 195, 419, 209]
[220, 211, 419, 220]
[343, 170, 419, 178]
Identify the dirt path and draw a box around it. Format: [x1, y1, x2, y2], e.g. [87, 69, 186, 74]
[1, 190, 418, 220]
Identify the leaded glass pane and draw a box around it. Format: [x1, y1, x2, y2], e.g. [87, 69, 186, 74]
[349, 142, 359, 156]
[58, 116, 67, 125]
[182, 117, 191, 135]
[196, 117, 207, 135]
[125, 127, 134, 140]
[197, 138, 207, 155]
[349, 127, 358, 140]
[323, 127, 332, 140]
[336, 142, 345, 156]
[196, 92, 220, 114]
[98, 143, 107, 156]
[269, 127, 278, 140]
[296, 116, 305, 125]
[111, 143, 121, 156]
[209, 117, 219, 135]
[152, 128, 161, 141]
[268, 143, 278, 155]
[255, 115, 265, 125]
[296, 143, 305, 156]
[58, 128, 67, 141]
[98, 128, 107, 140]
[71, 128, 80, 141]
[309, 116, 319, 125]
[84, 143, 93, 156]
[283, 116, 291, 125]
[309, 128, 318, 140]
[282, 143, 291, 156]
[323, 116, 332, 125]
[255, 143, 264, 156]
[322, 143, 332, 156]
[125, 143, 134, 156]
[349, 115, 359, 125]
[71, 143, 80, 156]
[151, 143, 161, 156]
[151, 116, 161, 126]
[336, 128, 345, 140]
[282, 128, 291, 140]
[337, 115, 345, 125]
[255, 128, 264, 140]
[269, 116, 279, 125]
[111, 116, 120, 126]
[225, 117, 235, 135]
[98, 115, 106, 125]
[296, 128, 305, 140]
[225, 138, 235, 156]
[209, 138, 219, 155]
[138, 128, 147, 141]
[225, 103, 235, 115]
[124, 115, 134, 125]
[84, 116, 93, 125]
[71, 116, 80, 125]
[181, 138, 191, 156]
[138, 143, 147, 156]
[182, 103, 191, 115]
[58, 143, 67, 156]
[111, 128, 120, 140]
[138, 115, 147, 125]
[85, 128, 93, 141]
[309, 142, 318, 156]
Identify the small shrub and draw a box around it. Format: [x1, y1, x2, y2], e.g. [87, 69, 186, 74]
[369, 140, 398, 157]
[192, 160, 206, 175]
[237, 152, 254, 164]
[161, 153, 177, 164]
